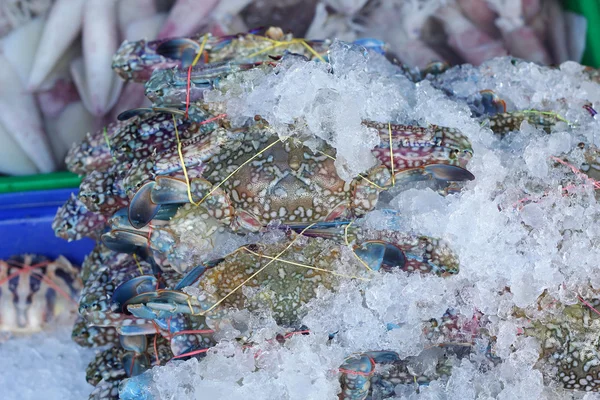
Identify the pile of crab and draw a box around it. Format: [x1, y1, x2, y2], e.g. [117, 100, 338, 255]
[52, 26, 600, 399]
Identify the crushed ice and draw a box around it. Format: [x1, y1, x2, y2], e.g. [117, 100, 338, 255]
[126, 42, 600, 399]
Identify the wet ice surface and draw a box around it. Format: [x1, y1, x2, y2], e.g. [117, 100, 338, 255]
[128, 45, 600, 398]
[0, 316, 96, 400]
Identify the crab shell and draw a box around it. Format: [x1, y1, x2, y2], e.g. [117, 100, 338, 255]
[0, 255, 82, 335]
[518, 295, 600, 392]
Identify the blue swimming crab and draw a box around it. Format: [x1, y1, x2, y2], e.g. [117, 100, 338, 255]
[119, 118, 474, 237]
[112, 27, 337, 83]
[117, 224, 459, 335]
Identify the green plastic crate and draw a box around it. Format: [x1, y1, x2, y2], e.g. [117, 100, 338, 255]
[0, 171, 81, 194]
[563, 0, 600, 68]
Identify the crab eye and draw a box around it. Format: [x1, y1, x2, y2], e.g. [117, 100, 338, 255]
[449, 149, 459, 159]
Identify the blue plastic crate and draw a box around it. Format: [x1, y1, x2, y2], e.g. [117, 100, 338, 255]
[0, 188, 95, 264]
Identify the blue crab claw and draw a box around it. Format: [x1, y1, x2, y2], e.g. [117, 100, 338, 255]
[117, 107, 186, 122]
[150, 176, 192, 204]
[129, 181, 161, 229]
[354, 241, 406, 272]
[423, 164, 475, 181]
[112, 276, 158, 311]
[156, 38, 200, 68]
[352, 38, 386, 55]
[422, 61, 449, 77]
[117, 108, 153, 121]
[174, 261, 223, 290]
[127, 303, 165, 320]
[119, 334, 148, 354]
[102, 229, 147, 253]
[119, 373, 154, 400]
[392, 164, 474, 186]
[126, 290, 198, 316]
[117, 323, 158, 336]
[340, 351, 401, 400]
[480, 90, 507, 116]
[122, 352, 151, 377]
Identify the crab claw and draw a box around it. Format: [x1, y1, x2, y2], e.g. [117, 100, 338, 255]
[339, 351, 401, 399]
[112, 275, 158, 311]
[353, 38, 387, 55]
[155, 38, 201, 68]
[120, 334, 148, 354]
[479, 90, 506, 116]
[117, 108, 154, 121]
[354, 241, 407, 272]
[129, 181, 162, 229]
[175, 264, 210, 290]
[149, 176, 193, 204]
[126, 290, 199, 317]
[423, 164, 475, 181]
[122, 352, 151, 378]
[102, 229, 148, 253]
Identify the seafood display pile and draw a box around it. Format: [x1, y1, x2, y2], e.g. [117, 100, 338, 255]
[48, 26, 600, 400]
[0, 0, 588, 177]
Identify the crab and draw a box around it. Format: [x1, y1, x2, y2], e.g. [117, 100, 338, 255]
[144, 60, 272, 107]
[85, 334, 174, 400]
[485, 110, 569, 137]
[118, 225, 459, 335]
[65, 118, 135, 175]
[112, 27, 334, 84]
[338, 347, 469, 399]
[121, 118, 474, 238]
[72, 315, 119, 348]
[0, 254, 82, 336]
[78, 166, 131, 218]
[52, 194, 108, 241]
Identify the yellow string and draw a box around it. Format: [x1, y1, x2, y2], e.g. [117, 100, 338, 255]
[172, 114, 200, 206]
[103, 127, 117, 162]
[298, 39, 327, 63]
[247, 38, 326, 63]
[242, 247, 370, 281]
[388, 122, 395, 187]
[196, 223, 318, 316]
[344, 221, 374, 272]
[132, 254, 144, 275]
[521, 110, 569, 124]
[190, 35, 209, 67]
[313, 148, 387, 190]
